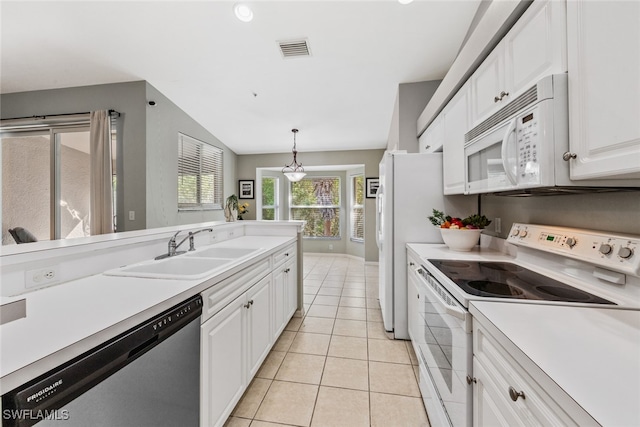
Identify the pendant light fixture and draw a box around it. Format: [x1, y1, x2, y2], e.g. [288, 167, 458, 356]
[282, 128, 306, 182]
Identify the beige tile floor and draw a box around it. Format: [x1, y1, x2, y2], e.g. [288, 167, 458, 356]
[224, 254, 431, 427]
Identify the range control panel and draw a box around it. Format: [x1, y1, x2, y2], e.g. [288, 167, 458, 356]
[507, 223, 640, 276]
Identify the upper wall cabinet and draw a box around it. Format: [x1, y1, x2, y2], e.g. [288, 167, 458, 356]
[418, 113, 444, 154]
[566, 1, 640, 180]
[470, 0, 567, 127]
[442, 82, 470, 195]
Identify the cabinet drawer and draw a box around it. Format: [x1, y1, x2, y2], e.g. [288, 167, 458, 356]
[273, 244, 296, 269]
[474, 324, 594, 426]
[201, 258, 270, 322]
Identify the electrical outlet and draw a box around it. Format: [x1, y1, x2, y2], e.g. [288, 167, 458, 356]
[494, 217, 502, 233]
[26, 266, 60, 288]
[329, 244, 334, 251]
[128, 211, 135, 221]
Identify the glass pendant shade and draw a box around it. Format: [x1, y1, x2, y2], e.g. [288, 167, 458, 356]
[282, 129, 305, 182]
[284, 171, 306, 182]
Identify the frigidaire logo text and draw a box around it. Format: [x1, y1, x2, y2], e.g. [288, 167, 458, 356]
[26, 379, 63, 402]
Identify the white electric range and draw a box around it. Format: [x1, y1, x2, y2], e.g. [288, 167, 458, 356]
[407, 223, 640, 427]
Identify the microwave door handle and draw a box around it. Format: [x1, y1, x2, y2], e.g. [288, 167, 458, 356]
[501, 118, 518, 185]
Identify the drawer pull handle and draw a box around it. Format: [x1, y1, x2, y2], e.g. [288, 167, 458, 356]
[409, 262, 415, 266]
[508, 386, 525, 402]
[494, 90, 510, 102]
[466, 375, 476, 385]
[244, 300, 254, 309]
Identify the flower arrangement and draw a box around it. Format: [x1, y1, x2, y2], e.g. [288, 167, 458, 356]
[428, 209, 491, 229]
[237, 202, 250, 220]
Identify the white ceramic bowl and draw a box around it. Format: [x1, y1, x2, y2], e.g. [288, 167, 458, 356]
[439, 228, 482, 252]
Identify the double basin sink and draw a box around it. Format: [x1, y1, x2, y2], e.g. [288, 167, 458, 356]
[104, 246, 265, 280]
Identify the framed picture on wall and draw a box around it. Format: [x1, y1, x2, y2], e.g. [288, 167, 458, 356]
[239, 180, 254, 199]
[366, 177, 379, 198]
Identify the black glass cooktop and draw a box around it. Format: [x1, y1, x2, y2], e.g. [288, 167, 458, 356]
[427, 260, 615, 305]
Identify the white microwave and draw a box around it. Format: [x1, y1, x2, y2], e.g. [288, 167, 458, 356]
[465, 74, 566, 194]
[464, 74, 635, 195]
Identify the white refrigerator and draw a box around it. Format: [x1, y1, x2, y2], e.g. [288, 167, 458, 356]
[376, 151, 475, 339]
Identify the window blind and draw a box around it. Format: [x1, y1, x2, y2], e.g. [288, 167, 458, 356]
[178, 133, 223, 210]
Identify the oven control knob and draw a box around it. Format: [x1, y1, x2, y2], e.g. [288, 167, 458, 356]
[566, 237, 577, 248]
[618, 247, 633, 259]
[519, 230, 528, 238]
[599, 244, 613, 255]
[511, 228, 520, 237]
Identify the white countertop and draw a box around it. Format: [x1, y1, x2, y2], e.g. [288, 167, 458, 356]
[0, 235, 294, 393]
[470, 301, 640, 427]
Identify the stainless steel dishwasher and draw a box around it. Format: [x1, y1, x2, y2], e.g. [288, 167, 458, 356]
[2, 295, 202, 427]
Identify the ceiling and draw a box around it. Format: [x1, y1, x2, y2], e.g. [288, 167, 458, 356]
[0, 1, 480, 155]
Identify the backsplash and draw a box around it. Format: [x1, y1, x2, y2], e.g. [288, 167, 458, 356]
[481, 191, 640, 238]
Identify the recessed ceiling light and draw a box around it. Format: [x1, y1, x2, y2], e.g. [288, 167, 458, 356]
[234, 3, 253, 22]
[398, 0, 414, 4]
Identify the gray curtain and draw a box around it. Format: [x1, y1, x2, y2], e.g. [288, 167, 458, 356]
[89, 110, 114, 235]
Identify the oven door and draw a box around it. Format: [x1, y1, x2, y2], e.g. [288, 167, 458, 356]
[412, 265, 472, 427]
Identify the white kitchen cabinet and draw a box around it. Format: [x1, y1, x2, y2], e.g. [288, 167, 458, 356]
[285, 257, 298, 320]
[200, 293, 246, 427]
[246, 276, 272, 378]
[418, 112, 444, 153]
[271, 244, 297, 339]
[442, 82, 470, 195]
[566, 0, 640, 179]
[472, 318, 595, 427]
[470, 0, 567, 127]
[406, 251, 421, 341]
[201, 274, 273, 427]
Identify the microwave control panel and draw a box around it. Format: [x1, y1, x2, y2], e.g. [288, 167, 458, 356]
[516, 111, 540, 183]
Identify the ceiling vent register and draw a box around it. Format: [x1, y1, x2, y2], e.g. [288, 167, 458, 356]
[278, 39, 311, 58]
[465, 84, 538, 143]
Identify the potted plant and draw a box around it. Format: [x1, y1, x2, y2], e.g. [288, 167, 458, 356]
[428, 209, 491, 251]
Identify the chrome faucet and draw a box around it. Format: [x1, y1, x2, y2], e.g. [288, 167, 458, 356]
[156, 228, 213, 260]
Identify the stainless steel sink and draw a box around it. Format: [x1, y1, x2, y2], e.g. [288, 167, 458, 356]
[104, 257, 232, 280]
[185, 247, 262, 259]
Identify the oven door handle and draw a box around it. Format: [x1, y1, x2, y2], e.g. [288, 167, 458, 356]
[417, 269, 466, 320]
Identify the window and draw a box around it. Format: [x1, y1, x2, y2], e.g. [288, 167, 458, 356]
[351, 175, 364, 241]
[290, 177, 340, 238]
[261, 177, 279, 220]
[178, 133, 223, 210]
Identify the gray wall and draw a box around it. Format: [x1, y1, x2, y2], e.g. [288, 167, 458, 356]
[145, 83, 236, 228]
[388, 81, 441, 152]
[481, 192, 640, 238]
[1, 81, 148, 232]
[238, 149, 384, 262]
[1, 81, 236, 234]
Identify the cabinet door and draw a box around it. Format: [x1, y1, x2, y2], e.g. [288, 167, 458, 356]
[473, 358, 520, 427]
[419, 113, 444, 154]
[272, 268, 286, 339]
[567, 0, 640, 179]
[285, 258, 298, 319]
[443, 83, 470, 195]
[406, 261, 420, 341]
[470, 49, 505, 125]
[504, 0, 567, 99]
[247, 275, 272, 379]
[201, 297, 246, 427]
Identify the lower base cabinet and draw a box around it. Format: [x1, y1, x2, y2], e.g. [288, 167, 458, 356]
[472, 320, 596, 426]
[200, 244, 299, 427]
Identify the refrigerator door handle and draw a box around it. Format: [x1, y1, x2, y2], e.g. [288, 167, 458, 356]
[376, 185, 383, 249]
